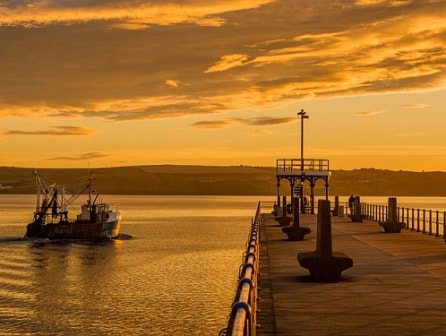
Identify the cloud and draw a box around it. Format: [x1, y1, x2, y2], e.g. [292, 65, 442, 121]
[2, 126, 94, 137]
[47, 152, 108, 161]
[248, 116, 295, 126]
[165, 79, 180, 88]
[0, 0, 445, 126]
[190, 116, 296, 129]
[403, 103, 432, 109]
[42, 96, 230, 122]
[190, 120, 235, 129]
[0, 0, 275, 28]
[205, 54, 250, 73]
[247, 38, 287, 48]
[354, 110, 385, 116]
[355, 0, 411, 6]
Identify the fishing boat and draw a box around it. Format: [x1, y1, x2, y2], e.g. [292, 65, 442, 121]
[26, 171, 122, 240]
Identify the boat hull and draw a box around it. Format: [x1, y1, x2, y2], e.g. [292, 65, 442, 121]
[26, 219, 121, 240]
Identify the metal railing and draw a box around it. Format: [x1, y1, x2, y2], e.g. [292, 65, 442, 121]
[220, 202, 261, 336]
[359, 202, 446, 240]
[276, 158, 329, 172]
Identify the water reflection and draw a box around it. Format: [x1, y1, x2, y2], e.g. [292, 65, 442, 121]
[0, 195, 269, 335]
[24, 240, 122, 335]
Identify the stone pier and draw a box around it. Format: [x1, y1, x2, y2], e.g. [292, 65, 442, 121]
[257, 205, 446, 336]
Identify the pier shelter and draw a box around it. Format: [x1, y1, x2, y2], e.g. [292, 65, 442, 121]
[275, 158, 330, 214]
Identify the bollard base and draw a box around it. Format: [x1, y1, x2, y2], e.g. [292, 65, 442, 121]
[379, 221, 406, 233]
[281, 226, 311, 241]
[275, 215, 292, 226]
[297, 252, 353, 282]
[349, 214, 365, 222]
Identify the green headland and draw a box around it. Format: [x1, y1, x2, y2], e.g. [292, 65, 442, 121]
[1, 165, 445, 196]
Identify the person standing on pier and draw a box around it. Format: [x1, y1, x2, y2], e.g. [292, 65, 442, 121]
[348, 195, 355, 214]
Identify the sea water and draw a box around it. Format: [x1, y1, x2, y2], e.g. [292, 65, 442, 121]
[0, 195, 273, 336]
[1, 195, 446, 335]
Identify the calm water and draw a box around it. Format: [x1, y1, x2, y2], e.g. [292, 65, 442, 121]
[0, 195, 273, 336]
[2, 195, 446, 335]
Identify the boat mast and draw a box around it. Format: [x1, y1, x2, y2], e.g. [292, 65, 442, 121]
[34, 170, 40, 213]
[88, 175, 92, 207]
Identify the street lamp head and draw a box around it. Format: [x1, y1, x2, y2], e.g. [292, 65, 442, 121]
[297, 109, 309, 119]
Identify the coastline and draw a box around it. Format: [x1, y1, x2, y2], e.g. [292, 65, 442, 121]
[2, 165, 446, 196]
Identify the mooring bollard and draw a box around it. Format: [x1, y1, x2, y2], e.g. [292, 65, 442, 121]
[272, 202, 278, 216]
[379, 197, 406, 233]
[282, 197, 311, 241]
[275, 195, 292, 226]
[338, 205, 344, 217]
[349, 196, 365, 222]
[297, 200, 353, 282]
[332, 195, 339, 216]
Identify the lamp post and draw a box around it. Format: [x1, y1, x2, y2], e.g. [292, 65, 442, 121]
[297, 109, 309, 171]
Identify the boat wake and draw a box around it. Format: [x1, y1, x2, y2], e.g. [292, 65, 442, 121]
[115, 233, 133, 240]
[0, 232, 132, 245]
[0, 237, 28, 243]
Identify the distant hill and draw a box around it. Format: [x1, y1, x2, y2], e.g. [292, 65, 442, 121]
[0, 165, 445, 196]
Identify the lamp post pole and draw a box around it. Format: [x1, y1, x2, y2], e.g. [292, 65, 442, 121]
[297, 109, 309, 214]
[297, 109, 309, 171]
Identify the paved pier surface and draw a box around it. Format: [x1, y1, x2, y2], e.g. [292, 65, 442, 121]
[258, 212, 446, 336]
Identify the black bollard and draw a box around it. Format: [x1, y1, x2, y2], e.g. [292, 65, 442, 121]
[298, 200, 353, 282]
[379, 197, 406, 233]
[282, 198, 311, 241]
[333, 195, 339, 216]
[275, 195, 292, 226]
[272, 202, 278, 216]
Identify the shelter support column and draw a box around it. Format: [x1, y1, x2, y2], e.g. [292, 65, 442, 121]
[310, 179, 315, 214]
[290, 179, 295, 213]
[325, 178, 329, 200]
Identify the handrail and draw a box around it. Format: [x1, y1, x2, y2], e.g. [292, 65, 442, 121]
[357, 202, 446, 241]
[219, 202, 261, 336]
[276, 158, 329, 172]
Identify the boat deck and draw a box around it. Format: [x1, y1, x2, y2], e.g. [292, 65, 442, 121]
[258, 212, 446, 336]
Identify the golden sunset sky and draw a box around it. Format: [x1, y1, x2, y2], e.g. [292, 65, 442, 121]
[0, 0, 445, 170]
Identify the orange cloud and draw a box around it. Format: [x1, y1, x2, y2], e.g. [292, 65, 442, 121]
[205, 54, 250, 73]
[354, 110, 385, 116]
[403, 103, 432, 109]
[0, 0, 275, 28]
[248, 116, 295, 126]
[205, 11, 446, 103]
[2, 126, 94, 137]
[191, 120, 236, 129]
[1, 0, 445, 125]
[165, 80, 181, 88]
[47, 152, 108, 161]
[191, 116, 296, 129]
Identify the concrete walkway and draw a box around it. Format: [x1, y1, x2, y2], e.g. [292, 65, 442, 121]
[258, 212, 446, 336]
